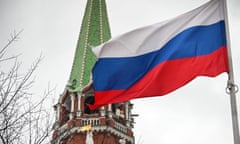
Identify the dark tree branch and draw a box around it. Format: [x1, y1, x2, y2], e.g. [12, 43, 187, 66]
[0, 30, 53, 144]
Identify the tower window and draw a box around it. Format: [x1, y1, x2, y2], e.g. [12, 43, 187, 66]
[84, 96, 98, 114]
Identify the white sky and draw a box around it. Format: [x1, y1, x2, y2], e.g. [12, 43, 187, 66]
[0, 0, 239, 144]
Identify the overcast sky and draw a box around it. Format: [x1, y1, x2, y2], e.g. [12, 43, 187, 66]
[1, 0, 240, 144]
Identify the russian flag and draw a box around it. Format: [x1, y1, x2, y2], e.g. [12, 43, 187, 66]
[89, 0, 229, 109]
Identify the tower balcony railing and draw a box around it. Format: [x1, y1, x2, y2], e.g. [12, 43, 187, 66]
[81, 118, 100, 126]
[57, 113, 129, 136]
[80, 117, 128, 134]
[114, 121, 128, 134]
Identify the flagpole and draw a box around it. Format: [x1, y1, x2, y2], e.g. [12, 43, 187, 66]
[223, 0, 240, 144]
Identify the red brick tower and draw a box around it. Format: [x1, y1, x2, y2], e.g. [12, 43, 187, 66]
[51, 0, 135, 144]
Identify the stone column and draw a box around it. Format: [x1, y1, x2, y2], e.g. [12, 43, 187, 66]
[53, 103, 61, 128]
[69, 94, 75, 119]
[56, 103, 61, 121]
[99, 106, 105, 116]
[107, 104, 112, 118]
[76, 93, 82, 117]
[125, 102, 130, 127]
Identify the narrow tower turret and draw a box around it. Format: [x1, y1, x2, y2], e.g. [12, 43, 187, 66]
[51, 1, 135, 144]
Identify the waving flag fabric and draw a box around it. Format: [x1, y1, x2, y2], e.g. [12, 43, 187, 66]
[89, 0, 229, 109]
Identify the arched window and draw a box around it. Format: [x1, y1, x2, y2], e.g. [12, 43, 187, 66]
[84, 96, 98, 114]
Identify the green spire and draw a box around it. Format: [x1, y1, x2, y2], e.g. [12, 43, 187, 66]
[68, 0, 111, 92]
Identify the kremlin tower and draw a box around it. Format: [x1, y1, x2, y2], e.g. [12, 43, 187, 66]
[51, 0, 135, 144]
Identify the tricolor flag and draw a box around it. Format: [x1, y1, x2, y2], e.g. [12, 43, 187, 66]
[89, 0, 229, 109]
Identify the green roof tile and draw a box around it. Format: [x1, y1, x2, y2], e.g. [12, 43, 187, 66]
[68, 0, 111, 92]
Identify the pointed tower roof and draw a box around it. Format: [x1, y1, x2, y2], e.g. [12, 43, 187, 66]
[68, 0, 111, 92]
